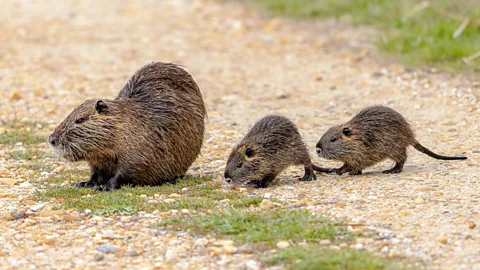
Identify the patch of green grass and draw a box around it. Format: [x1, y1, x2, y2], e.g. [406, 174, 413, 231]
[0, 120, 48, 145]
[21, 162, 56, 172]
[247, 0, 480, 70]
[161, 209, 406, 269]
[41, 168, 90, 184]
[0, 130, 46, 145]
[263, 245, 404, 270]
[2, 120, 48, 129]
[7, 149, 50, 160]
[33, 176, 263, 215]
[160, 209, 347, 245]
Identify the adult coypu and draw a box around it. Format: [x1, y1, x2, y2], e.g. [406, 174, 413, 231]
[315, 105, 467, 175]
[49, 62, 207, 191]
[224, 115, 322, 188]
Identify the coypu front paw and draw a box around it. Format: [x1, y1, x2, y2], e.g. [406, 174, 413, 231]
[76, 181, 94, 188]
[299, 166, 317, 181]
[249, 180, 269, 188]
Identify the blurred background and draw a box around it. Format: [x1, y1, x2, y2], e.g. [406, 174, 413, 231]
[0, 0, 478, 167]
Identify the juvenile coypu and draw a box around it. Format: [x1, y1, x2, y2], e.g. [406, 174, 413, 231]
[49, 62, 207, 191]
[315, 105, 467, 175]
[224, 115, 321, 188]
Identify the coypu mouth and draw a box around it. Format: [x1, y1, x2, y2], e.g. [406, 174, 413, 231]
[49, 134, 85, 162]
[316, 147, 337, 160]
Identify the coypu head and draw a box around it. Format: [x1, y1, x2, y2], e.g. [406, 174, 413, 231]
[224, 142, 269, 186]
[316, 125, 359, 161]
[49, 99, 117, 162]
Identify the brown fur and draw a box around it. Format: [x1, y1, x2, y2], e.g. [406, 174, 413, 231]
[49, 62, 207, 191]
[315, 105, 467, 175]
[224, 115, 318, 188]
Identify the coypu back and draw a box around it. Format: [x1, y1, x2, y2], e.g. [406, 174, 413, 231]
[117, 62, 206, 119]
[348, 105, 415, 149]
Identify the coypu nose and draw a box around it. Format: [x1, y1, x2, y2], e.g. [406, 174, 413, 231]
[316, 148, 321, 155]
[224, 178, 232, 183]
[49, 135, 58, 146]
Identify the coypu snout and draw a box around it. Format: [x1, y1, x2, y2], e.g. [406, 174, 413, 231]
[49, 133, 58, 147]
[224, 171, 232, 183]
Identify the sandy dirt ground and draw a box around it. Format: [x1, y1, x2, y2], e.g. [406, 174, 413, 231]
[0, 0, 479, 269]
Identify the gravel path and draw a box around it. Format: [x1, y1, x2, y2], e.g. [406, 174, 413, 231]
[1, 0, 479, 269]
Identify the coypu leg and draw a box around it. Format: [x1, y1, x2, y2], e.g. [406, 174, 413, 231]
[77, 167, 113, 189]
[101, 171, 128, 192]
[383, 151, 406, 174]
[299, 165, 317, 181]
[312, 165, 336, 174]
[249, 173, 276, 188]
[382, 162, 404, 174]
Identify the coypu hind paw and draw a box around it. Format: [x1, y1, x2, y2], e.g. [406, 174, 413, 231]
[382, 163, 403, 174]
[102, 178, 121, 192]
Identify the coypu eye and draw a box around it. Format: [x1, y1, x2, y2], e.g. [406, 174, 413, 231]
[75, 118, 86, 124]
[330, 137, 337, 143]
[245, 148, 254, 158]
[343, 128, 351, 136]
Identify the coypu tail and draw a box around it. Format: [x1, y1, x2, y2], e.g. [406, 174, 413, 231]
[412, 141, 467, 160]
[312, 164, 335, 173]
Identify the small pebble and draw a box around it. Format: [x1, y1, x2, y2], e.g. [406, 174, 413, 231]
[276, 241, 290, 249]
[245, 260, 260, 270]
[320, 239, 331, 246]
[96, 245, 118, 254]
[259, 199, 275, 210]
[193, 238, 209, 247]
[24, 218, 36, 226]
[19, 182, 33, 189]
[414, 198, 425, 204]
[93, 252, 104, 261]
[127, 250, 139, 257]
[466, 220, 476, 229]
[438, 235, 448, 244]
[221, 245, 237, 254]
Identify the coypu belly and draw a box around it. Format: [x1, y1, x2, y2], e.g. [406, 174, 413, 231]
[119, 133, 202, 186]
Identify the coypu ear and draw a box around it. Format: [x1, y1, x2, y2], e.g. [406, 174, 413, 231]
[95, 100, 108, 114]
